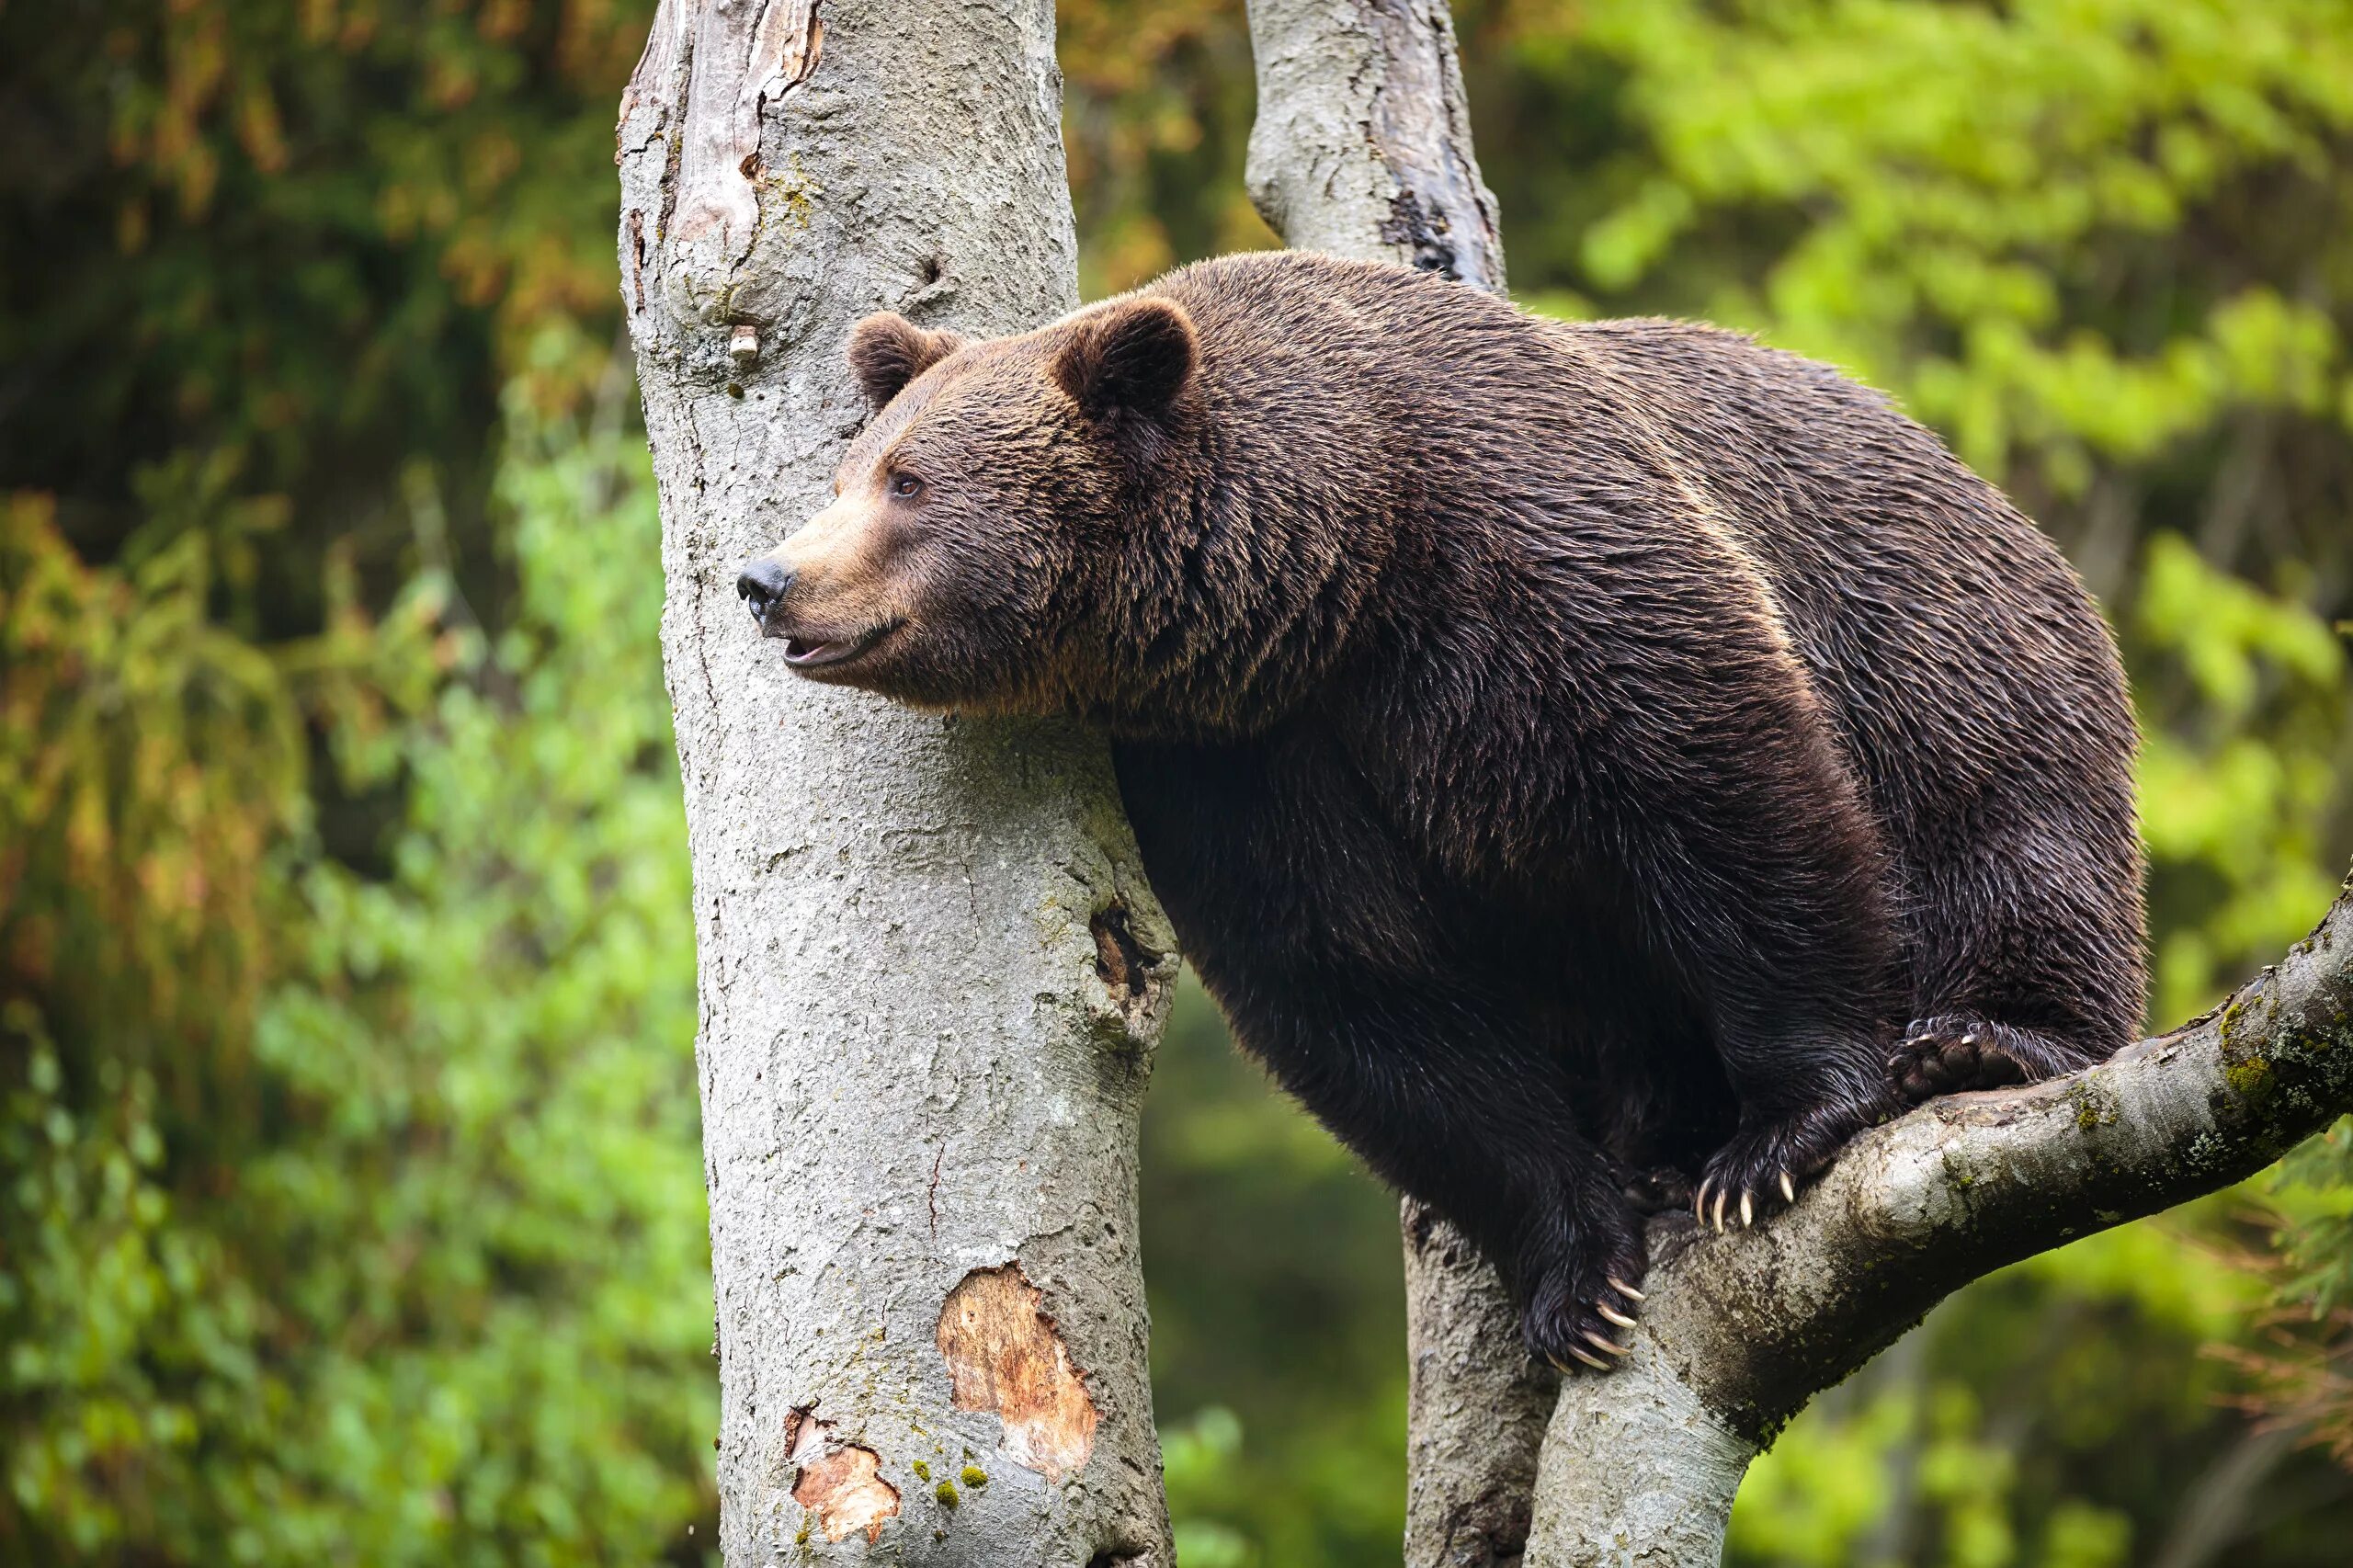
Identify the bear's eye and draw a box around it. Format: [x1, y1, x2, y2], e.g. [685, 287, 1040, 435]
[890, 472, 925, 500]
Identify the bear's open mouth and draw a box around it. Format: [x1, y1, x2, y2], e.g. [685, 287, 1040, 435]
[780, 619, 899, 671]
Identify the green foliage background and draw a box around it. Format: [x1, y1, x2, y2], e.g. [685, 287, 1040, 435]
[3, 1, 2350, 1562]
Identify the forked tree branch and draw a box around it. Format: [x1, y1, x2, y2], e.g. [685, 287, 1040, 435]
[1243, 6, 2353, 1564]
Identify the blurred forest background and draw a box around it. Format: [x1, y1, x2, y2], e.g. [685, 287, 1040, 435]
[4, 0, 2351, 1562]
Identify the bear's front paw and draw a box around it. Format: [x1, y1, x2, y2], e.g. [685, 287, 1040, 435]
[1888, 1015, 2029, 1104]
[1695, 1102, 1872, 1233]
[1519, 1205, 1648, 1375]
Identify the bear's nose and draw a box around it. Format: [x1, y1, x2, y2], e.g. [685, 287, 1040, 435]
[736, 556, 794, 632]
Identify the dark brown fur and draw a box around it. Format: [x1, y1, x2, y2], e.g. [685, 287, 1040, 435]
[738, 252, 2147, 1370]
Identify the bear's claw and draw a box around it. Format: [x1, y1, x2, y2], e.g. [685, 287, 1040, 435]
[1522, 1218, 1648, 1374]
[1691, 1170, 1792, 1233]
[1538, 1288, 1650, 1375]
[1697, 1104, 1871, 1233]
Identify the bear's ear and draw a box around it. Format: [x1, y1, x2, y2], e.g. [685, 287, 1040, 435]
[1052, 297, 1197, 424]
[846, 312, 968, 407]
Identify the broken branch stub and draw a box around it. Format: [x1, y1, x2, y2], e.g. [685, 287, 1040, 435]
[618, 0, 1177, 1562]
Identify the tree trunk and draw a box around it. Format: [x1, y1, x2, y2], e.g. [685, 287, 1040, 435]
[1244, 6, 1547, 1564]
[1245, 0, 1504, 296]
[1400, 1205, 1563, 1568]
[618, 5, 1176, 1563]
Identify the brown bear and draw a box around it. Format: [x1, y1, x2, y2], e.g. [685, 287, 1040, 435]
[735, 251, 2146, 1373]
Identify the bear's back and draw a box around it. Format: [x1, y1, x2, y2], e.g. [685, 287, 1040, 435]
[1152, 252, 2143, 1031]
[1555, 315, 2138, 873]
[1156, 251, 2134, 816]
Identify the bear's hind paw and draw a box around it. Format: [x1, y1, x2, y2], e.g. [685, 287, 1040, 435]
[1888, 1014, 2084, 1104]
[1520, 1217, 1649, 1375]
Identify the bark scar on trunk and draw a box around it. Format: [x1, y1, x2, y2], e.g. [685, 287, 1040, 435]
[785, 1407, 900, 1544]
[938, 1262, 1101, 1482]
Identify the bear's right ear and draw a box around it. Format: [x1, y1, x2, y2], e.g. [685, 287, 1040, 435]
[1052, 297, 1198, 425]
[846, 312, 968, 407]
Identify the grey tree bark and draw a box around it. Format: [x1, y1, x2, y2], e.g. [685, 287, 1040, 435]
[1243, 6, 2353, 1566]
[618, 4, 1176, 1563]
[1245, 0, 1504, 296]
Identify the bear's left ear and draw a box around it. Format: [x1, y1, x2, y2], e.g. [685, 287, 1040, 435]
[1052, 297, 1197, 424]
[847, 312, 969, 408]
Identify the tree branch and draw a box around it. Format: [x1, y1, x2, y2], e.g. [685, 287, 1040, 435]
[1529, 869, 2353, 1563]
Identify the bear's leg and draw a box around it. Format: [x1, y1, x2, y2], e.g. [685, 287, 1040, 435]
[1246, 995, 1653, 1372]
[1885, 788, 2145, 1106]
[1509, 1155, 1654, 1373]
[1385, 1076, 1651, 1372]
[1548, 594, 1911, 1228]
[1585, 715, 1904, 1228]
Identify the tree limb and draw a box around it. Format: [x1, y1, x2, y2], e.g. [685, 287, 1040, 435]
[1527, 869, 2353, 1564]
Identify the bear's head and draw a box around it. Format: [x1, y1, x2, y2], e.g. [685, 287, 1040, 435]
[735, 295, 1201, 719]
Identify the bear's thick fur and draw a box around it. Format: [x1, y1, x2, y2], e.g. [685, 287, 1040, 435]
[737, 251, 2146, 1371]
